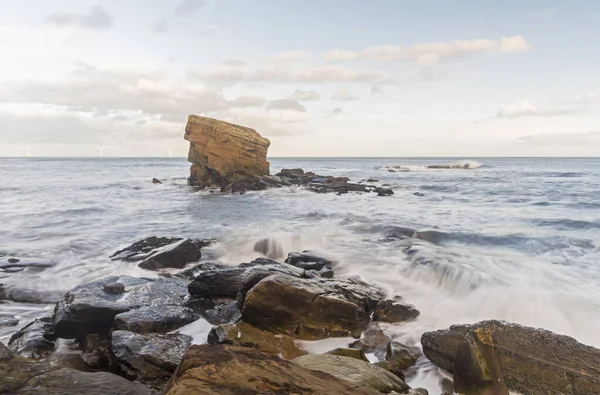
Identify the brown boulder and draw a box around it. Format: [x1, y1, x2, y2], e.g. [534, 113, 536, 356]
[184, 115, 270, 187]
[163, 344, 378, 394]
[421, 320, 600, 395]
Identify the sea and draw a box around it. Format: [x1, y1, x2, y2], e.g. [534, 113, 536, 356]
[1, 157, 600, 392]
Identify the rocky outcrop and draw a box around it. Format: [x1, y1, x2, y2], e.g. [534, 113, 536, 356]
[241, 274, 385, 340]
[421, 320, 600, 395]
[184, 115, 271, 188]
[163, 344, 379, 394]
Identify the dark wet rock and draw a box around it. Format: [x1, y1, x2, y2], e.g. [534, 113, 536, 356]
[253, 238, 284, 259]
[294, 354, 410, 393]
[375, 187, 394, 196]
[236, 263, 305, 307]
[305, 266, 334, 278]
[152, 178, 162, 184]
[367, 178, 379, 182]
[414, 192, 425, 197]
[188, 267, 246, 298]
[374, 360, 405, 381]
[8, 317, 55, 358]
[406, 389, 429, 395]
[276, 168, 305, 177]
[453, 328, 509, 395]
[0, 341, 12, 361]
[103, 282, 125, 294]
[201, 300, 241, 325]
[0, 284, 64, 304]
[138, 238, 201, 270]
[0, 257, 57, 272]
[325, 347, 369, 362]
[163, 344, 376, 394]
[386, 341, 422, 371]
[81, 334, 112, 370]
[53, 276, 188, 339]
[114, 306, 200, 334]
[242, 274, 385, 340]
[350, 324, 392, 355]
[0, 316, 19, 327]
[15, 368, 157, 395]
[208, 321, 306, 359]
[112, 330, 192, 387]
[284, 251, 334, 271]
[0, 342, 47, 393]
[110, 236, 183, 262]
[421, 320, 600, 395]
[373, 299, 420, 323]
[174, 261, 223, 281]
[259, 174, 292, 188]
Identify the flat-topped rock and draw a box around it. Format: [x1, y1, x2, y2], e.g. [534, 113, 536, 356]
[184, 115, 270, 188]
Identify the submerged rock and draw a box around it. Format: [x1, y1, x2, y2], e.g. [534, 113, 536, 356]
[53, 276, 188, 339]
[421, 320, 600, 395]
[110, 236, 183, 262]
[0, 257, 57, 272]
[138, 238, 201, 270]
[8, 317, 55, 358]
[242, 274, 385, 340]
[293, 354, 410, 393]
[112, 330, 191, 386]
[184, 115, 271, 188]
[114, 306, 200, 334]
[163, 344, 377, 394]
[207, 321, 306, 359]
[152, 178, 162, 184]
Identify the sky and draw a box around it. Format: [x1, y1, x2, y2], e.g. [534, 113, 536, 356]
[0, 0, 599, 157]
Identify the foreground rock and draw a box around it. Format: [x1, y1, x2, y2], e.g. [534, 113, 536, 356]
[242, 274, 385, 340]
[163, 344, 379, 394]
[184, 115, 271, 188]
[110, 236, 183, 262]
[53, 276, 188, 339]
[114, 306, 200, 333]
[8, 317, 55, 358]
[422, 320, 600, 395]
[294, 354, 410, 393]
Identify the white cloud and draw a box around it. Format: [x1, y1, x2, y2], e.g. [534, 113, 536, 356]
[497, 101, 584, 119]
[562, 93, 600, 105]
[45, 6, 113, 31]
[233, 95, 266, 108]
[272, 51, 312, 62]
[331, 89, 358, 102]
[266, 99, 306, 112]
[290, 89, 320, 101]
[324, 35, 531, 64]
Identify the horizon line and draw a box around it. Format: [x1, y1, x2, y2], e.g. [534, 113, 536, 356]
[2, 156, 600, 159]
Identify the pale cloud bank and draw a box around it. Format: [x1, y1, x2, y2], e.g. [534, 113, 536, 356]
[45, 6, 113, 31]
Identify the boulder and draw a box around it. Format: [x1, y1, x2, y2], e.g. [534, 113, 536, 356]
[138, 238, 201, 270]
[152, 178, 162, 184]
[8, 317, 55, 358]
[207, 321, 306, 359]
[14, 368, 157, 395]
[114, 306, 200, 334]
[386, 341, 422, 370]
[373, 299, 420, 323]
[184, 115, 270, 187]
[253, 238, 284, 259]
[421, 320, 600, 395]
[293, 354, 410, 393]
[276, 168, 305, 177]
[241, 274, 385, 340]
[325, 347, 369, 362]
[163, 344, 378, 394]
[111, 330, 191, 386]
[53, 276, 188, 339]
[110, 236, 183, 262]
[284, 251, 334, 271]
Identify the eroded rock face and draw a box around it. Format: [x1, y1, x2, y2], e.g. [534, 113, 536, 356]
[184, 115, 270, 188]
[241, 274, 385, 340]
[421, 320, 600, 395]
[163, 344, 378, 394]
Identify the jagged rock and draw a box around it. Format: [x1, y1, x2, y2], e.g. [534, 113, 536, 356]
[14, 368, 157, 395]
[53, 276, 188, 339]
[293, 354, 410, 393]
[81, 334, 112, 370]
[386, 341, 422, 370]
[253, 238, 284, 259]
[114, 306, 200, 334]
[421, 320, 600, 395]
[325, 348, 369, 362]
[152, 178, 162, 184]
[8, 317, 55, 358]
[207, 321, 306, 359]
[184, 115, 270, 188]
[111, 330, 191, 387]
[163, 345, 377, 394]
[241, 274, 385, 340]
[373, 299, 420, 323]
[110, 236, 183, 262]
[174, 261, 224, 281]
[138, 238, 201, 270]
[375, 187, 394, 196]
[284, 251, 334, 271]
[453, 328, 509, 395]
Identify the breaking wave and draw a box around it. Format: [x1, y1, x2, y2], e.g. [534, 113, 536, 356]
[381, 160, 482, 172]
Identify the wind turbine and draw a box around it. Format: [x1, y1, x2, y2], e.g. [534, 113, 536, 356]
[25, 146, 32, 157]
[97, 147, 106, 158]
[168, 148, 173, 158]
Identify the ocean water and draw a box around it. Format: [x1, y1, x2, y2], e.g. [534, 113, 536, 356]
[1, 157, 600, 391]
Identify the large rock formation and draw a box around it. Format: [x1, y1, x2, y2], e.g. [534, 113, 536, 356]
[421, 320, 600, 395]
[184, 115, 270, 188]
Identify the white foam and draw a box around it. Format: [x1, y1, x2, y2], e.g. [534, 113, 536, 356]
[176, 318, 213, 345]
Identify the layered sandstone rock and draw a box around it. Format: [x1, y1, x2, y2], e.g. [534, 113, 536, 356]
[184, 115, 270, 187]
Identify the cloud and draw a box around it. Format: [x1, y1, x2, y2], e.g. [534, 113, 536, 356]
[325, 35, 531, 64]
[290, 89, 320, 101]
[331, 89, 358, 102]
[497, 101, 583, 118]
[331, 108, 343, 116]
[223, 108, 310, 137]
[175, 0, 206, 16]
[562, 93, 600, 105]
[233, 95, 266, 108]
[151, 17, 170, 34]
[517, 131, 600, 146]
[45, 6, 113, 31]
[266, 99, 306, 112]
[272, 51, 312, 62]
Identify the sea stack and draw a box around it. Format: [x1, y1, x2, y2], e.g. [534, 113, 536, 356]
[184, 115, 271, 188]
